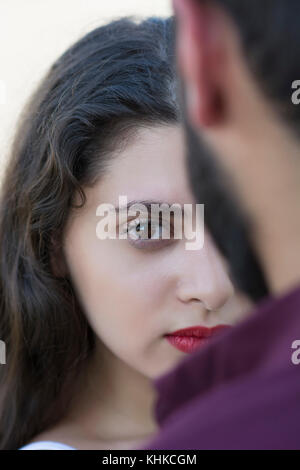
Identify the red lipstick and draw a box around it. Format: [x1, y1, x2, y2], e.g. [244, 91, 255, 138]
[165, 325, 231, 353]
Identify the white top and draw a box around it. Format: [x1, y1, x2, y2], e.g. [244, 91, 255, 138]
[19, 440, 76, 450]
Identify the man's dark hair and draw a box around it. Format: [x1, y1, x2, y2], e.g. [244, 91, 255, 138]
[202, 0, 300, 132]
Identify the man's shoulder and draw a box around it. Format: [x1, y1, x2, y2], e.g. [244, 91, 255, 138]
[147, 284, 300, 449]
[143, 359, 300, 449]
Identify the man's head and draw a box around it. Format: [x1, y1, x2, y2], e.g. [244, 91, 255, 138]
[173, 0, 300, 299]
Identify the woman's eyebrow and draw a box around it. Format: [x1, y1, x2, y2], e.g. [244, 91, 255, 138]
[115, 200, 184, 214]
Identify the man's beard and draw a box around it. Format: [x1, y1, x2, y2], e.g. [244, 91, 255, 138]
[183, 116, 269, 302]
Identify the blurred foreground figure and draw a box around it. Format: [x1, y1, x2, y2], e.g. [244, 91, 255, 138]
[141, 0, 300, 449]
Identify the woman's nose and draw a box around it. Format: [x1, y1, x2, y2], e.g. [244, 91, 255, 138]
[175, 240, 234, 311]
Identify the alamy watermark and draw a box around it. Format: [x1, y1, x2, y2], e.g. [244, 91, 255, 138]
[95, 196, 205, 250]
[291, 340, 300, 365]
[0, 340, 6, 365]
[291, 80, 300, 105]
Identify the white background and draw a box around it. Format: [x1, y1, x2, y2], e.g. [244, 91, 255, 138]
[0, 0, 172, 181]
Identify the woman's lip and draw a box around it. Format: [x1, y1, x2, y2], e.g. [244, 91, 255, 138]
[166, 324, 232, 338]
[164, 325, 232, 353]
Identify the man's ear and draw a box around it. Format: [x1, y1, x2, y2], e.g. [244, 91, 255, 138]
[49, 232, 68, 279]
[173, 0, 226, 127]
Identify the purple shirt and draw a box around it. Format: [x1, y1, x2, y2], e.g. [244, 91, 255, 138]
[141, 285, 300, 450]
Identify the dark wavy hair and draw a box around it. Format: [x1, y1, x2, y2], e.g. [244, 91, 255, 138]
[0, 16, 180, 450]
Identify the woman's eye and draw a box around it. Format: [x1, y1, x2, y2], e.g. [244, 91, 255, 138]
[127, 220, 161, 240]
[124, 218, 174, 249]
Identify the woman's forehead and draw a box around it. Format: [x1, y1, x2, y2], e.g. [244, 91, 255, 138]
[90, 124, 195, 205]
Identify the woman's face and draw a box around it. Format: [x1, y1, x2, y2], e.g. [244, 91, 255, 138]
[62, 124, 253, 379]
